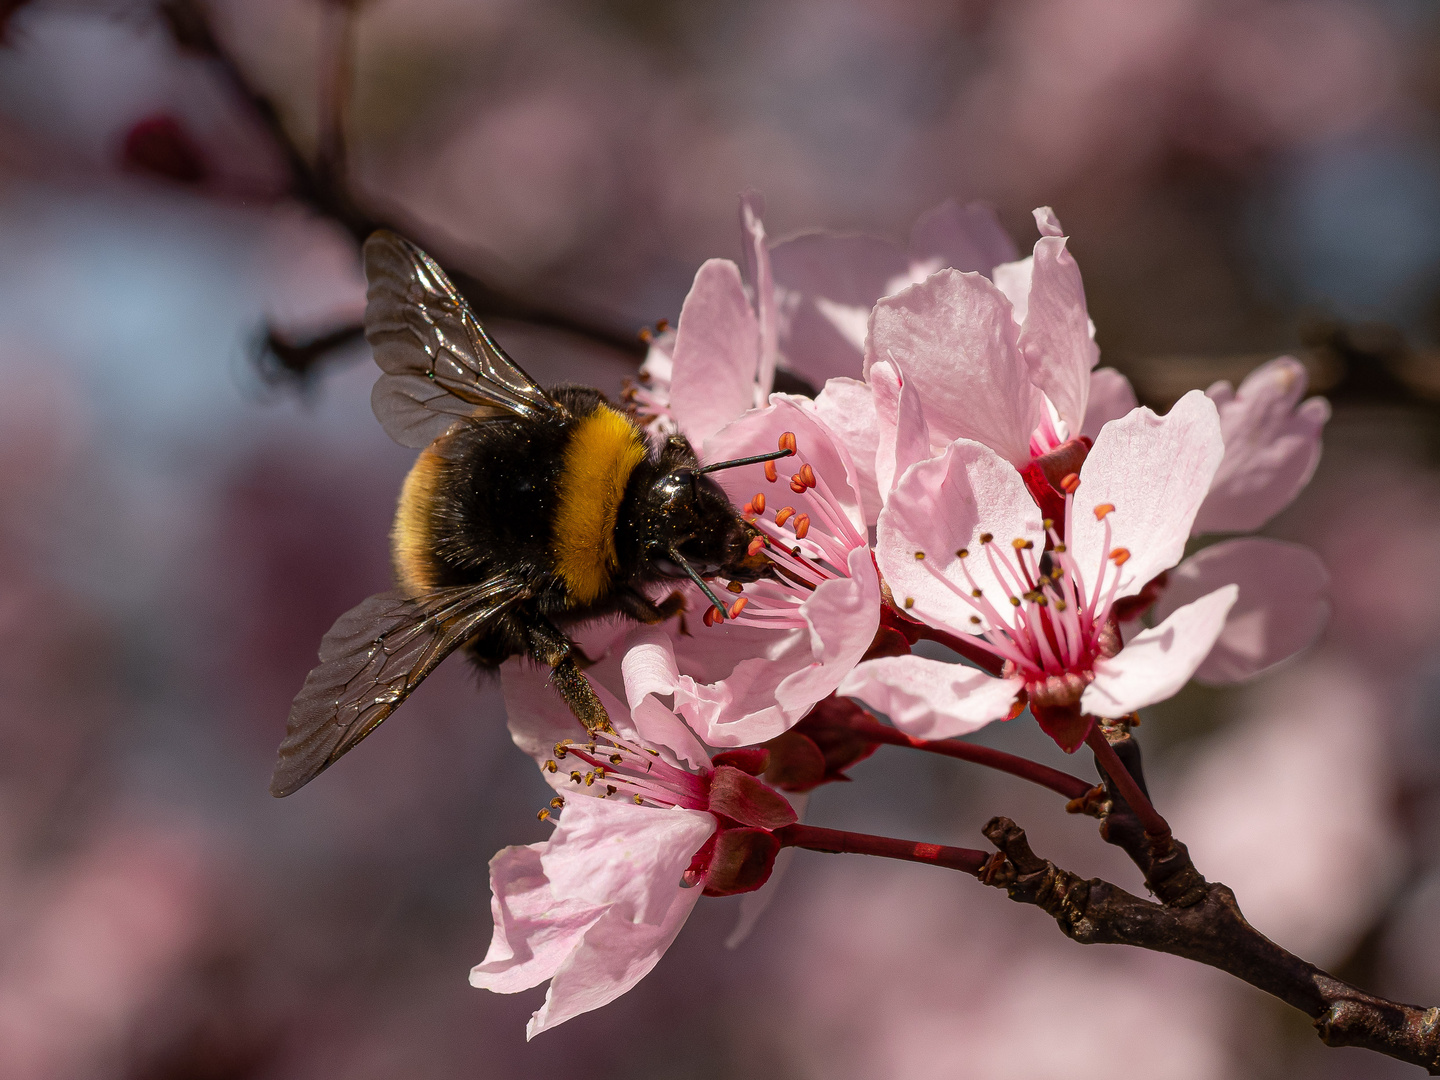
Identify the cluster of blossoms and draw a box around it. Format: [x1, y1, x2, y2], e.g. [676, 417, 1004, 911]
[475, 195, 1331, 1035]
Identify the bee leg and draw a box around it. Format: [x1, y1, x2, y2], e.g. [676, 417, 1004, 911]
[616, 588, 687, 625]
[527, 621, 609, 732]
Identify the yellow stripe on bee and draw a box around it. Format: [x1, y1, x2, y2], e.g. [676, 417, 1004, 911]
[392, 448, 445, 594]
[553, 406, 647, 604]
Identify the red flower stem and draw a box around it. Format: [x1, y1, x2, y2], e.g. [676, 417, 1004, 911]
[1085, 726, 1172, 846]
[845, 714, 1095, 801]
[776, 823, 988, 875]
[909, 625, 1006, 675]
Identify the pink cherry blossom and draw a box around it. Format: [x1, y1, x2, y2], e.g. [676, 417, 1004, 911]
[770, 199, 1018, 388]
[1192, 355, 1331, 535]
[624, 397, 881, 746]
[629, 193, 777, 447]
[840, 390, 1235, 752]
[1149, 536, 1329, 685]
[475, 662, 797, 1037]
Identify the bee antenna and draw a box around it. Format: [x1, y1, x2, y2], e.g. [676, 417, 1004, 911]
[668, 546, 730, 621]
[696, 448, 795, 475]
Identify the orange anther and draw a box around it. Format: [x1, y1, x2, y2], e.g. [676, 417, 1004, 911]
[1093, 502, 1115, 521]
[728, 597, 749, 618]
[703, 605, 719, 627]
[790, 479, 807, 494]
[793, 514, 811, 539]
[1060, 473, 1080, 494]
[764, 460, 778, 483]
[1011, 538, 1033, 550]
[779, 431, 797, 454]
[752, 492, 766, 514]
[655, 318, 669, 333]
[775, 507, 794, 526]
[747, 537, 765, 556]
[638, 327, 653, 344]
[799, 464, 816, 488]
[1109, 547, 1131, 565]
[742, 502, 754, 516]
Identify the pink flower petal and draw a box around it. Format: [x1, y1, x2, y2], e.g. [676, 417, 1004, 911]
[469, 843, 606, 995]
[908, 199, 1019, 276]
[1082, 584, 1238, 716]
[811, 376, 882, 524]
[870, 359, 932, 496]
[876, 438, 1045, 636]
[1017, 234, 1099, 438]
[541, 797, 715, 926]
[656, 544, 881, 747]
[1070, 389, 1225, 602]
[1033, 206, 1065, 237]
[865, 269, 1044, 467]
[1081, 368, 1138, 439]
[991, 256, 1033, 324]
[1155, 538, 1330, 685]
[1193, 356, 1331, 534]
[528, 878, 703, 1038]
[740, 192, 779, 400]
[502, 660, 628, 793]
[725, 790, 809, 949]
[838, 655, 1024, 739]
[668, 258, 760, 447]
[770, 233, 908, 387]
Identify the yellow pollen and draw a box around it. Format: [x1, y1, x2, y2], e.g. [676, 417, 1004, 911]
[570, 771, 583, 784]
[550, 796, 565, 809]
[970, 616, 981, 625]
[957, 548, 969, 558]
[584, 772, 595, 786]
[1093, 503, 1115, 521]
[633, 794, 644, 804]
[1012, 538, 1033, 550]
[610, 753, 623, 764]
[544, 760, 558, 773]
[904, 597, 914, 609]
[1009, 596, 1021, 607]
[971, 588, 982, 597]
[914, 551, 926, 560]
[726, 580, 744, 594]
[1042, 518, 1054, 529]
[537, 808, 551, 821]
[1054, 543, 1067, 553]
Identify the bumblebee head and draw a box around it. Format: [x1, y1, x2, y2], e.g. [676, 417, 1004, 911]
[637, 437, 775, 586]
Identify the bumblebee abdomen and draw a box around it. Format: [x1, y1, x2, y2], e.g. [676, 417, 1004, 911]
[551, 406, 648, 605]
[392, 447, 447, 594]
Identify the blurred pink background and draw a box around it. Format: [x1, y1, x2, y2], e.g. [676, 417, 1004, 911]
[0, 1, 1438, 1076]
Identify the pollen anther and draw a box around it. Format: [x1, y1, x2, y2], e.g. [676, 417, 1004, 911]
[1109, 547, 1131, 565]
[764, 460, 778, 483]
[779, 431, 797, 454]
[752, 492, 766, 514]
[793, 514, 811, 539]
[1060, 473, 1080, 493]
[1093, 503, 1115, 521]
[775, 507, 794, 526]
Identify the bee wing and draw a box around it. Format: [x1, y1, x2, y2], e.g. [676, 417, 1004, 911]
[362, 230, 561, 449]
[270, 577, 528, 797]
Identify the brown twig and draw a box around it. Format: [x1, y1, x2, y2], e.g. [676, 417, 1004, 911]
[978, 816, 1440, 1074]
[158, 0, 645, 369]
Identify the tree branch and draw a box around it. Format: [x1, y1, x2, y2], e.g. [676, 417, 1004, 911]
[158, 0, 646, 380]
[977, 816, 1440, 1073]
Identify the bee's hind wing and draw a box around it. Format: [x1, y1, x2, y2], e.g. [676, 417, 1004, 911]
[270, 577, 528, 797]
[362, 230, 562, 449]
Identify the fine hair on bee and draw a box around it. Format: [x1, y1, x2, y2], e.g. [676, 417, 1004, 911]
[269, 230, 792, 797]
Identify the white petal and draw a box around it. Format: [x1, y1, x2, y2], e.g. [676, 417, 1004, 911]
[1193, 356, 1331, 534]
[469, 844, 606, 994]
[1156, 538, 1330, 685]
[991, 256, 1033, 324]
[739, 192, 779, 400]
[668, 258, 760, 447]
[864, 268, 1044, 467]
[1033, 206, 1065, 236]
[541, 798, 715, 926]
[1070, 390, 1225, 601]
[526, 879, 703, 1038]
[1018, 234, 1099, 437]
[1082, 585, 1238, 716]
[1081, 368, 1138, 439]
[839, 655, 1024, 740]
[877, 437, 1046, 636]
[812, 376, 882, 524]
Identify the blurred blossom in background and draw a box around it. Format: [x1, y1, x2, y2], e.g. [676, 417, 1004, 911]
[0, 0, 1438, 1077]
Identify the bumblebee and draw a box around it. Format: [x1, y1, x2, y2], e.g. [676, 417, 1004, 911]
[269, 231, 790, 797]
